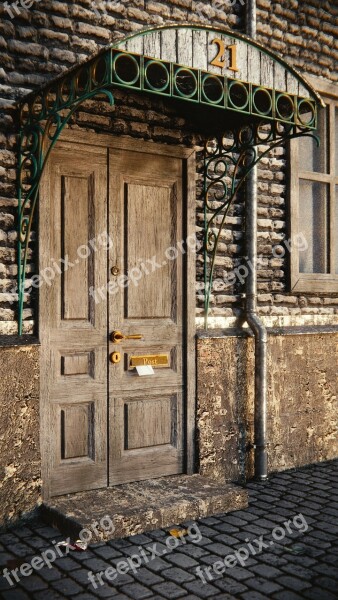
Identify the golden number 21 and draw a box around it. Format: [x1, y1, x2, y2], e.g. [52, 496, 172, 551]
[210, 38, 238, 72]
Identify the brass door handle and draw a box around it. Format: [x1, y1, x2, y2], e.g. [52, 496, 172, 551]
[111, 330, 143, 343]
[110, 351, 121, 364]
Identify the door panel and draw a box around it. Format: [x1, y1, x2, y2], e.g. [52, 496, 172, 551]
[108, 149, 185, 484]
[125, 183, 174, 319]
[62, 176, 91, 320]
[40, 145, 108, 497]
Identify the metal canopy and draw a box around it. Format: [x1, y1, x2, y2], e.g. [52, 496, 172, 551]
[17, 24, 323, 333]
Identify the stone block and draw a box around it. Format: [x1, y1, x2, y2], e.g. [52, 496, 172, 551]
[49, 48, 77, 64]
[39, 29, 69, 43]
[76, 21, 111, 40]
[147, 1, 171, 17]
[8, 40, 48, 59]
[41, 474, 247, 540]
[50, 15, 74, 30]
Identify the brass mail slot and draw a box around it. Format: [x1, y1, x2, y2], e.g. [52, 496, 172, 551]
[130, 354, 169, 369]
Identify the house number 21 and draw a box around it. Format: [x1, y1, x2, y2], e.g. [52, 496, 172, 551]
[210, 38, 238, 72]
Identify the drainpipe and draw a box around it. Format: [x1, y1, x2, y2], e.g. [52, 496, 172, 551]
[245, 0, 268, 480]
[245, 0, 257, 39]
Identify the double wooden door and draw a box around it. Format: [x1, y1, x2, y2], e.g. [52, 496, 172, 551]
[39, 135, 195, 498]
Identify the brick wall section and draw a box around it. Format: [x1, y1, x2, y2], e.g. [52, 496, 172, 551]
[16, 91, 208, 333]
[0, 1, 243, 103]
[0, 1, 244, 334]
[0, 2, 337, 333]
[196, 136, 338, 321]
[256, 0, 338, 84]
[3, 97, 338, 332]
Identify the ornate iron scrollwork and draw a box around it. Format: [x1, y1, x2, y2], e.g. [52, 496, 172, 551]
[203, 121, 319, 328]
[16, 44, 320, 334]
[17, 55, 114, 332]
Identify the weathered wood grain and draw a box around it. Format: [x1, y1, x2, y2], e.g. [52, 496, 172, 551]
[177, 28, 193, 67]
[161, 28, 177, 63]
[274, 61, 287, 92]
[40, 143, 108, 498]
[247, 46, 260, 85]
[119, 28, 312, 98]
[143, 31, 161, 59]
[192, 29, 208, 71]
[260, 53, 274, 88]
[108, 145, 187, 484]
[287, 71, 299, 95]
[125, 36, 143, 55]
[235, 39, 248, 82]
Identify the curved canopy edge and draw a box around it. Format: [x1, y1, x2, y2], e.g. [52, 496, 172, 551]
[113, 24, 324, 108]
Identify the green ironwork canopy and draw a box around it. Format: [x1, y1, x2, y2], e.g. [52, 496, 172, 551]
[17, 24, 324, 333]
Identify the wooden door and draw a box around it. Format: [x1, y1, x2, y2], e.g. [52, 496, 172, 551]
[40, 144, 108, 497]
[108, 148, 187, 484]
[40, 134, 195, 497]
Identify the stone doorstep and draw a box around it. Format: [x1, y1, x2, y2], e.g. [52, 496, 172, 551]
[40, 474, 248, 542]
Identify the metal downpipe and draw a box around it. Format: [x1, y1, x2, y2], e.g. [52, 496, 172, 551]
[245, 0, 268, 480]
[246, 0, 257, 39]
[246, 171, 268, 480]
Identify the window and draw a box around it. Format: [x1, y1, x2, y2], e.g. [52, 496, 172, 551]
[290, 85, 338, 292]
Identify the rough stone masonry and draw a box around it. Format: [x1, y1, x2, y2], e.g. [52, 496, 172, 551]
[0, 1, 337, 526]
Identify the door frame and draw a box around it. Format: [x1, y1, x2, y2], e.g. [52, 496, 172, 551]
[39, 131, 196, 499]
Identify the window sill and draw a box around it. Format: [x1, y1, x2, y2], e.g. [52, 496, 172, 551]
[291, 275, 338, 293]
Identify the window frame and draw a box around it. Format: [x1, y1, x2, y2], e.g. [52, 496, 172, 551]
[289, 77, 338, 293]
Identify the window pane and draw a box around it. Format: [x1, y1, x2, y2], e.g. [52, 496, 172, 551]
[299, 107, 328, 173]
[336, 185, 338, 274]
[299, 180, 329, 273]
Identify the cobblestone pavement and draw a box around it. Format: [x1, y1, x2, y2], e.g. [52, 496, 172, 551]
[0, 459, 337, 600]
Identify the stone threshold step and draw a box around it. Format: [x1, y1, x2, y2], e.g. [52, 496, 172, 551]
[40, 474, 248, 542]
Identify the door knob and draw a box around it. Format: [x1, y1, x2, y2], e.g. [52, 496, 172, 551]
[111, 330, 143, 343]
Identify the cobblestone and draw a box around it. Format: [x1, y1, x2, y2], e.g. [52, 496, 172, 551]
[119, 583, 153, 599]
[0, 460, 337, 599]
[152, 581, 187, 598]
[19, 576, 48, 592]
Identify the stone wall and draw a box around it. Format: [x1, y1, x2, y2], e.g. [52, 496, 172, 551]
[0, 339, 41, 526]
[0, 2, 337, 333]
[257, 0, 337, 84]
[0, 0, 243, 335]
[0, 0, 243, 105]
[197, 332, 338, 482]
[0, 1, 336, 517]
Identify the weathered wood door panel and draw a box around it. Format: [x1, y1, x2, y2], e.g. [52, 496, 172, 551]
[40, 135, 195, 497]
[108, 149, 185, 484]
[40, 145, 108, 497]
